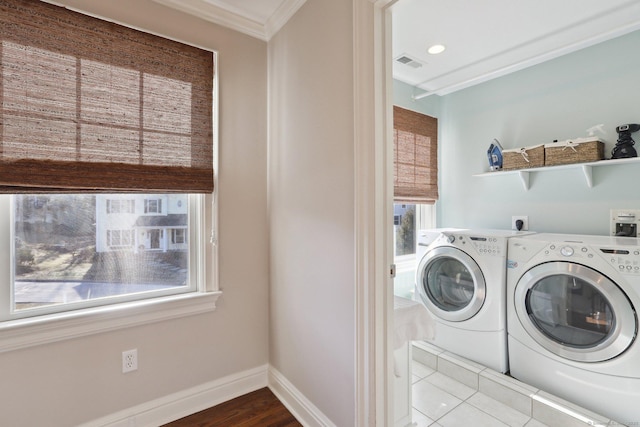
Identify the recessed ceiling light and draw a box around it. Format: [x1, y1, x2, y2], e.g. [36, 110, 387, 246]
[427, 44, 446, 55]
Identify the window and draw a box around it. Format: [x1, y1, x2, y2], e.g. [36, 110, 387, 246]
[0, 0, 219, 350]
[172, 229, 187, 244]
[5, 193, 205, 319]
[393, 106, 438, 203]
[107, 229, 134, 247]
[144, 198, 163, 214]
[392, 106, 438, 299]
[393, 203, 436, 299]
[107, 199, 135, 214]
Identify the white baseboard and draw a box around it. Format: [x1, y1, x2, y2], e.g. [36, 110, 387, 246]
[79, 364, 336, 427]
[268, 366, 336, 427]
[79, 364, 269, 427]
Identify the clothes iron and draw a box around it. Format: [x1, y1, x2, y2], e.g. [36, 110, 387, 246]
[487, 139, 504, 171]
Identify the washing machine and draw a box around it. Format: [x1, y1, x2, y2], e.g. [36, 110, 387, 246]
[417, 228, 466, 260]
[507, 233, 640, 423]
[416, 229, 534, 373]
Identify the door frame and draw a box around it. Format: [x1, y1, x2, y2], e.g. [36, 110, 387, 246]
[354, 0, 396, 425]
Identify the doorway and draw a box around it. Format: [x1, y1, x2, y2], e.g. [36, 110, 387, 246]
[149, 229, 161, 250]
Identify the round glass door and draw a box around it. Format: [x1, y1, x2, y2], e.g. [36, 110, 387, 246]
[416, 246, 485, 321]
[514, 262, 637, 362]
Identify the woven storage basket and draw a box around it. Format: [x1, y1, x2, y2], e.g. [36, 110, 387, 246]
[502, 145, 545, 170]
[544, 137, 604, 166]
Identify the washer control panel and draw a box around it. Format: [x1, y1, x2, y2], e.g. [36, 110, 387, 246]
[542, 243, 640, 274]
[459, 235, 504, 256]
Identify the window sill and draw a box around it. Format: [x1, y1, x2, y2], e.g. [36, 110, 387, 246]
[0, 291, 222, 353]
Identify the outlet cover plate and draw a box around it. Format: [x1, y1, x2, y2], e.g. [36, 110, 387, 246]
[512, 215, 529, 231]
[122, 349, 138, 373]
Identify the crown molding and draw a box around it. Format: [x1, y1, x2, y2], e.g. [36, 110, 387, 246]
[402, 0, 640, 97]
[152, 0, 307, 41]
[265, 0, 307, 40]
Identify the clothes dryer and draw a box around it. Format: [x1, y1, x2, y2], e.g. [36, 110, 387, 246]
[507, 233, 640, 423]
[416, 229, 533, 373]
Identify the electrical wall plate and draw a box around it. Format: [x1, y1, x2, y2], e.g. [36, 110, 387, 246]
[122, 349, 138, 373]
[512, 215, 529, 231]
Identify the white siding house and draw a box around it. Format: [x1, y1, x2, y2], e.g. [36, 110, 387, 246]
[95, 194, 188, 253]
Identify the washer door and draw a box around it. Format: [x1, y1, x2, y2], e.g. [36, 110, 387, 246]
[514, 262, 637, 362]
[416, 246, 486, 321]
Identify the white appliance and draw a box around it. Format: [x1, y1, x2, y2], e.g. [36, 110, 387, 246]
[507, 233, 640, 423]
[416, 229, 533, 373]
[417, 228, 466, 259]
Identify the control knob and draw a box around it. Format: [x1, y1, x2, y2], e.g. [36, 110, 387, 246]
[560, 246, 574, 257]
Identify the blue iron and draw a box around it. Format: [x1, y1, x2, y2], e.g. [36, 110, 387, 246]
[487, 139, 504, 171]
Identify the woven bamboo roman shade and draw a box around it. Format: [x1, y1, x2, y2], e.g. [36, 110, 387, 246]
[0, 0, 214, 193]
[393, 106, 438, 203]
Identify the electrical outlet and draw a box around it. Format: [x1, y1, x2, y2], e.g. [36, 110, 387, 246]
[122, 349, 138, 373]
[512, 215, 529, 231]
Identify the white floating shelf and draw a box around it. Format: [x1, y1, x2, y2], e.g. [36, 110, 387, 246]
[473, 157, 640, 190]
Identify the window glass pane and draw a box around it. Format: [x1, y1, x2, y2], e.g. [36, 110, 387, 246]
[394, 204, 415, 257]
[13, 194, 189, 313]
[393, 203, 416, 299]
[393, 203, 437, 299]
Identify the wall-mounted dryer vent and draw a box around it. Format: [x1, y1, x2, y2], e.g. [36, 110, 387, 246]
[396, 55, 423, 69]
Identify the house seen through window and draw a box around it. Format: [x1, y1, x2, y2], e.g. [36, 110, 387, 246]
[11, 194, 194, 316]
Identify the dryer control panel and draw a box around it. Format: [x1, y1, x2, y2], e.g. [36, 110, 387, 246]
[543, 243, 594, 259]
[601, 248, 640, 274]
[541, 243, 640, 275]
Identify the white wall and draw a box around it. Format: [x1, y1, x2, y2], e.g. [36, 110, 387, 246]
[268, 0, 356, 425]
[397, 30, 640, 235]
[0, 2, 269, 425]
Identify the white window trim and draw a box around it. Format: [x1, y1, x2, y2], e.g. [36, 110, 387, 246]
[0, 291, 221, 353]
[416, 203, 436, 230]
[0, 193, 220, 354]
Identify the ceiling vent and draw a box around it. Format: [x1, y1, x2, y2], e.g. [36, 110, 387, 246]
[395, 54, 424, 69]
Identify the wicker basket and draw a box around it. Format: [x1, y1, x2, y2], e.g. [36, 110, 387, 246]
[502, 145, 545, 170]
[544, 138, 604, 166]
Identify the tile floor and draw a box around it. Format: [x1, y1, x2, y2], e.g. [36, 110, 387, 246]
[409, 342, 625, 427]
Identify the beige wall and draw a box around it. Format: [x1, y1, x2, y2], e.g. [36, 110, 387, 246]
[268, 0, 356, 425]
[1, 0, 364, 425]
[0, 1, 269, 425]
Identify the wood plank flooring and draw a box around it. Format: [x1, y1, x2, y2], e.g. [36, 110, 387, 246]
[161, 387, 302, 427]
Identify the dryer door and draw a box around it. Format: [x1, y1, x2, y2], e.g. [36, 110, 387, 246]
[416, 246, 486, 322]
[514, 261, 637, 362]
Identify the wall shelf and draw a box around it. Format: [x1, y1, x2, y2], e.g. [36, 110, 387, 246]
[473, 157, 640, 190]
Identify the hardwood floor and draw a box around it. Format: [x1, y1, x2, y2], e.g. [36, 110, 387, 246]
[161, 387, 302, 427]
